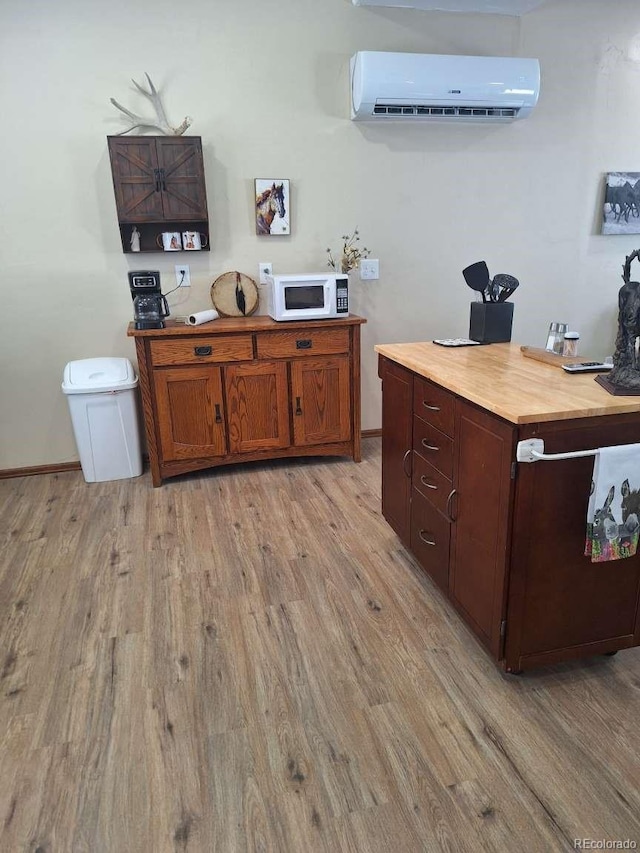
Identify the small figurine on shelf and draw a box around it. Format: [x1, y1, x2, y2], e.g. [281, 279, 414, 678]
[130, 226, 141, 252]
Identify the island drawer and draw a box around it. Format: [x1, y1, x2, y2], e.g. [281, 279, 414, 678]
[413, 416, 453, 479]
[413, 377, 454, 437]
[413, 454, 453, 517]
[150, 335, 254, 366]
[410, 488, 450, 592]
[257, 328, 349, 359]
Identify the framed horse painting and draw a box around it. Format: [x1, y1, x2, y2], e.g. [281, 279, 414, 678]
[255, 179, 290, 236]
[602, 172, 640, 235]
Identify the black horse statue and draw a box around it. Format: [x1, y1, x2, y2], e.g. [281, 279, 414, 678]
[606, 249, 640, 391]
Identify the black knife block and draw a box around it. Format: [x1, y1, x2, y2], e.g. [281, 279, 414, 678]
[469, 301, 514, 343]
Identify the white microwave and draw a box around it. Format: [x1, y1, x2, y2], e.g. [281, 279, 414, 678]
[265, 273, 349, 321]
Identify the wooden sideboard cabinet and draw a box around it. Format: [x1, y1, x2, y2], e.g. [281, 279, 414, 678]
[377, 344, 640, 673]
[128, 315, 365, 486]
[108, 136, 209, 253]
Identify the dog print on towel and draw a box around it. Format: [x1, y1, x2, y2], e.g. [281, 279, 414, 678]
[585, 479, 640, 562]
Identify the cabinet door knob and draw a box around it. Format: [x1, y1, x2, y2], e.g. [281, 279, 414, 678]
[418, 530, 436, 546]
[446, 489, 458, 523]
[402, 449, 412, 478]
[153, 168, 161, 192]
[160, 167, 167, 192]
[194, 346, 212, 356]
[420, 476, 437, 490]
[295, 396, 303, 415]
[421, 439, 439, 452]
[296, 339, 312, 350]
[423, 402, 440, 412]
[214, 404, 222, 424]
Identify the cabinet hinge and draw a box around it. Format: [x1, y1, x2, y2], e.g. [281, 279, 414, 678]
[510, 461, 517, 480]
[500, 619, 507, 638]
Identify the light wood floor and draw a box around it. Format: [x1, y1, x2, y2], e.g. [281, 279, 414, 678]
[1, 438, 639, 852]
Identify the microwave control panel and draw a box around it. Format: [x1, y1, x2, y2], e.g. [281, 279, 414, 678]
[337, 277, 349, 314]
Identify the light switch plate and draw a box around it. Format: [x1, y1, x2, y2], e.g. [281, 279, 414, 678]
[360, 259, 379, 280]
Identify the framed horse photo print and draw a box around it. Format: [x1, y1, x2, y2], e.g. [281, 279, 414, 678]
[255, 179, 290, 236]
[602, 172, 640, 235]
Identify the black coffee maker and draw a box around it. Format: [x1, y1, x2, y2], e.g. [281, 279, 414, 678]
[128, 271, 170, 330]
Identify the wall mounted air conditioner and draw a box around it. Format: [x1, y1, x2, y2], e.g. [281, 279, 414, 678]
[350, 51, 540, 121]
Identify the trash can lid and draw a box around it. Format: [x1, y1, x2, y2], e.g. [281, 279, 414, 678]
[62, 357, 138, 394]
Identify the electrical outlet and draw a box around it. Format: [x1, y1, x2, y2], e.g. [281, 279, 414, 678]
[175, 264, 191, 287]
[360, 259, 379, 281]
[259, 262, 272, 285]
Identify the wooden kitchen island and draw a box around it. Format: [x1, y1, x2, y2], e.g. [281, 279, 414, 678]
[376, 342, 640, 673]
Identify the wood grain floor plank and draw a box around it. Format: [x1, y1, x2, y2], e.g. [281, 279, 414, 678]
[0, 438, 639, 851]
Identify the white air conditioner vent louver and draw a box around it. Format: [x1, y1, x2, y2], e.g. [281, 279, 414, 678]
[372, 104, 519, 118]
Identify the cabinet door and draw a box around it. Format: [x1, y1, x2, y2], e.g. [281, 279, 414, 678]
[154, 366, 226, 461]
[449, 399, 515, 657]
[379, 357, 414, 547]
[225, 361, 290, 453]
[155, 137, 208, 220]
[290, 356, 351, 446]
[108, 138, 165, 222]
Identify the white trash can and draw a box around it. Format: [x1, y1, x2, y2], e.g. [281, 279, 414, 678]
[62, 357, 143, 483]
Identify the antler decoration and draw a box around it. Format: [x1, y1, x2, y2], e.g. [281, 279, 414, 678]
[110, 73, 192, 136]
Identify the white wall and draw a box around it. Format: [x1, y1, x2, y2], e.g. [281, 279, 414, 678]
[1, 0, 640, 468]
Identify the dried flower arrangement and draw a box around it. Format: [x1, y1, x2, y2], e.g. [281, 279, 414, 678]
[326, 229, 370, 275]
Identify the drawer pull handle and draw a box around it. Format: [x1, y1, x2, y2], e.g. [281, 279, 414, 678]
[423, 402, 440, 412]
[402, 449, 412, 478]
[446, 489, 458, 524]
[421, 439, 439, 452]
[418, 530, 436, 546]
[295, 396, 303, 416]
[420, 476, 437, 490]
[194, 346, 212, 356]
[214, 404, 222, 424]
[296, 339, 312, 350]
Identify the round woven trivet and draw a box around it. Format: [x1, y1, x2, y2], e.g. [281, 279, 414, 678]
[210, 271, 259, 317]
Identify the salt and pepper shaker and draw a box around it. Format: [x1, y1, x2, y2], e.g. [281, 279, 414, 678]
[545, 322, 568, 354]
[545, 322, 558, 351]
[562, 331, 580, 358]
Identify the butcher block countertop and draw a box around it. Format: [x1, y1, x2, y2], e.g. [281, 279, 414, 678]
[375, 341, 640, 424]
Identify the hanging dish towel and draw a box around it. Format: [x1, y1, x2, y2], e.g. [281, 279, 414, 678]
[585, 443, 640, 562]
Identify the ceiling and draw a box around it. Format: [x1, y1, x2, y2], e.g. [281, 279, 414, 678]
[352, 0, 550, 16]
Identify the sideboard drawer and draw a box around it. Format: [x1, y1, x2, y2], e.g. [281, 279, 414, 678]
[257, 328, 349, 359]
[150, 335, 254, 366]
[413, 377, 454, 438]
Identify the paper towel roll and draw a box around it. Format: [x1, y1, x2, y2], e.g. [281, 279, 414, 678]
[186, 309, 220, 326]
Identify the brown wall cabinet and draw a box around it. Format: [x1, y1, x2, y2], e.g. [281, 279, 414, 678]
[107, 136, 209, 253]
[379, 355, 640, 672]
[129, 316, 365, 486]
